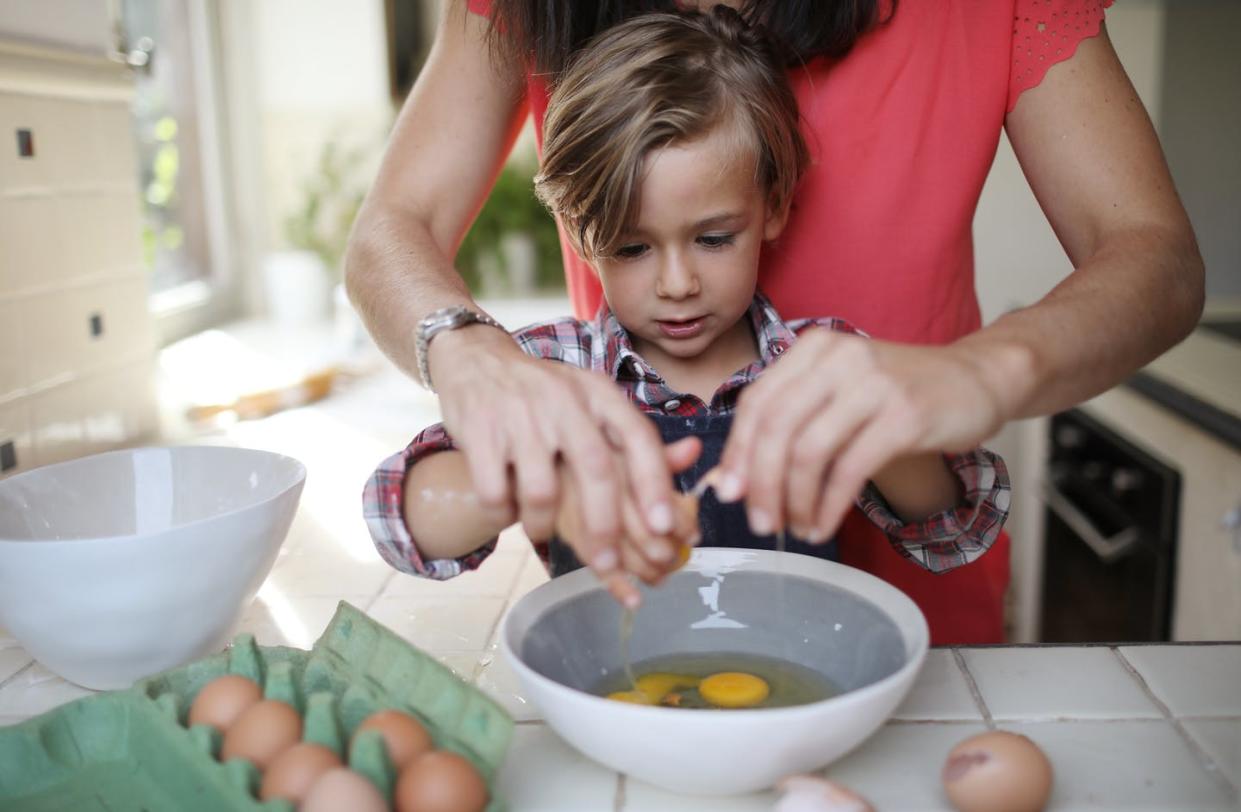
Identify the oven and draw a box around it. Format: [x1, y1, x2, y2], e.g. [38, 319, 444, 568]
[1039, 409, 1182, 642]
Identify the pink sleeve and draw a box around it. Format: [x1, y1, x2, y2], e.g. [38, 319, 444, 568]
[466, 0, 491, 17]
[1008, 0, 1114, 113]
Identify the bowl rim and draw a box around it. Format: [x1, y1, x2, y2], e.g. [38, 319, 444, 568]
[499, 547, 930, 722]
[0, 444, 307, 545]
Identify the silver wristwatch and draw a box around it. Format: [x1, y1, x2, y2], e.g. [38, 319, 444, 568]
[414, 305, 507, 392]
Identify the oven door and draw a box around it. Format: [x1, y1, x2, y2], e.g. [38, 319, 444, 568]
[1039, 410, 1181, 643]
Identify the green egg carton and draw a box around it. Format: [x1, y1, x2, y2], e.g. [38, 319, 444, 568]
[0, 601, 513, 811]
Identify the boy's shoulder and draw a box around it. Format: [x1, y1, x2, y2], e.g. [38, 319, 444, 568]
[510, 315, 600, 369]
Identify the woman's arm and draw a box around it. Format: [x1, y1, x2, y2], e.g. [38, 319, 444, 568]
[959, 22, 1204, 420]
[345, 0, 684, 567]
[719, 23, 1202, 541]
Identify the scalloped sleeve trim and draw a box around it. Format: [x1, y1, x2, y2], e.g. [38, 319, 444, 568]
[1008, 0, 1114, 113]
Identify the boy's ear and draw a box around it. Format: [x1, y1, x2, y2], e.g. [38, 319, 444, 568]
[763, 199, 791, 241]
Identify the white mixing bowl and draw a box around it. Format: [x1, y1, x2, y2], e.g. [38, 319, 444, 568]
[0, 445, 305, 690]
[501, 548, 929, 795]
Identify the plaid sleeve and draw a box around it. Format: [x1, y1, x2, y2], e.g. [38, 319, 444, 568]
[856, 448, 1011, 573]
[362, 423, 497, 580]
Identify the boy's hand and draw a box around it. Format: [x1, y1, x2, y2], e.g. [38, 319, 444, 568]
[550, 437, 702, 608]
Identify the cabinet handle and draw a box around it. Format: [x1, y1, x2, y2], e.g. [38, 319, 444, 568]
[1040, 481, 1140, 564]
[1223, 505, 1241, 555]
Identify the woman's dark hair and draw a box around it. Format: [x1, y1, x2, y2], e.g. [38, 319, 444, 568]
[486, 1, 894, 74]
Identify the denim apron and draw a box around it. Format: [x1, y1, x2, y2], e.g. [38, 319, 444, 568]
[547, 412, 838, 576]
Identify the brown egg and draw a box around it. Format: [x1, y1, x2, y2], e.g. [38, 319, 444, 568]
[943, 731, 1053, 812]
[353, 709, 433, 770]
[395, 750, 488, 812]
[301, 767, 389, 812]
[259, 742, 342, 804]
[187, 674, 262, 732]
[220, 699, 303, 770]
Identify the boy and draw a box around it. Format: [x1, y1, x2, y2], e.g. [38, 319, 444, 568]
[364, 9, 1009, 606]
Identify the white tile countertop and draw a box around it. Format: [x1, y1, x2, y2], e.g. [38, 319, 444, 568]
[2, 528, 1238, 811]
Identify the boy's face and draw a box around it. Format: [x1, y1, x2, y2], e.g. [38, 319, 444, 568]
[593, 127, 787, 370]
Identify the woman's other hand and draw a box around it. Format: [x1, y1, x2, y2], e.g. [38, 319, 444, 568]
[716, 329, 1005, 541]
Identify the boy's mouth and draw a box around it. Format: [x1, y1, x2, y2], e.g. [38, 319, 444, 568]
[656, 316, 706, 339]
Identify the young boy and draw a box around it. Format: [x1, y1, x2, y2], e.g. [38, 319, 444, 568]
[363, 9, 1009, 604]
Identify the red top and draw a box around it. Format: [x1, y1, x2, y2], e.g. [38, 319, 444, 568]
[465, 0, 1112, 642]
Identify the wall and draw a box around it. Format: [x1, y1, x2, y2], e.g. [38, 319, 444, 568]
[0, 38, 157, 478]
[1160, 1, 1241, 298]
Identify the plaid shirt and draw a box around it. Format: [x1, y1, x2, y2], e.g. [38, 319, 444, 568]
[364, 293, 1010, 579]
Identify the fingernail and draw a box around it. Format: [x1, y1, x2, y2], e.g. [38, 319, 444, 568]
[715, 472, 743, 502]
[623, 591, 641, 609]
[806, 527, 829, 544]
[749, 508, 773, 535]
[646, 542, 673, 562]
[593, 548, 618, 572]
[647, 503, 673, 534]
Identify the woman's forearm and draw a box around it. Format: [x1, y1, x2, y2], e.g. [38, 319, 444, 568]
[952, 223, 1203, 423]
[403, 451, 512, 560]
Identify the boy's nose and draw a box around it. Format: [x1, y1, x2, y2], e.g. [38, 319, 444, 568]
[655, 251, 700, 299]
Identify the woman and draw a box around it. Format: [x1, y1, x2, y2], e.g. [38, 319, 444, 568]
[344, 0, 1202, 642]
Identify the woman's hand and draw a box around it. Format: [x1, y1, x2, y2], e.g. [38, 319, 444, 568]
[716, 329, 1006, 541]
[429, 326, 691, 581]
[553, 437, 703, 608]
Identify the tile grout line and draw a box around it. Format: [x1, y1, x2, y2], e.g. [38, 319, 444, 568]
[0, 660, 35, 695]
[951, 648, 995, 729]
[613, 773, 627, 812]
[471, 550, 533, 686]
[360, 571, 396, 613]
[1110, 646, 1239, 802]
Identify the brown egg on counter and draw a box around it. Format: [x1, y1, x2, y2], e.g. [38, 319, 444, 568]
[353, 708, 433, 770]
[395, 750, 489, 812]
[258, 742, 342, 804]
[942, 731, 1053, 812]
[220, 699, 303, 770]
[187, 674, 262, 732]
[301, 767, 389, 812]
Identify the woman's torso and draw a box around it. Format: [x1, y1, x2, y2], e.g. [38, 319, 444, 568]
[523, 1, 1016, 342]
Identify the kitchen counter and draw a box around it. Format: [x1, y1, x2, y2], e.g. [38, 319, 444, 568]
[1126, 301, 1241, 451]
[1, 538, 1238, 811]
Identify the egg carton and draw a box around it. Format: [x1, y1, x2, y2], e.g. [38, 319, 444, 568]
[0, 601, 513, 811]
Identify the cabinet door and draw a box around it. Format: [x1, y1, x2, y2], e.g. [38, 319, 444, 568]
[1173, 434, 1241, 640]
[1086, 389, 1241, 640]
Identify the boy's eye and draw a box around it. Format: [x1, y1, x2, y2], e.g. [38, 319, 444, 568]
[697, 233, 735, 249]
[614, 243, 649, 260]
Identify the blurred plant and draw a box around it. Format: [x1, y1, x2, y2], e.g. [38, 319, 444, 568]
[139, 114, 184, 268]
[455, 156, 565, 294]
[284, 140, 370, 279]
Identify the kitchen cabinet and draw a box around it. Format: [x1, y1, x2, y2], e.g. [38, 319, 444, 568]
[1082, 386, 1241, 641]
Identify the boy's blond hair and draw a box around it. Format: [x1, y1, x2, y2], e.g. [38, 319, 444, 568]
[534, 7, 809, 261]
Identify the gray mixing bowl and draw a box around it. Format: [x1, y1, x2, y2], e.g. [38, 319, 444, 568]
[501, 548, 929, 795]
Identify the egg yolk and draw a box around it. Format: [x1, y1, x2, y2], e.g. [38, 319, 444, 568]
[673, 544, 693, 570]
[606, 690, 653, 704]
[699, 672, 770, 708]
